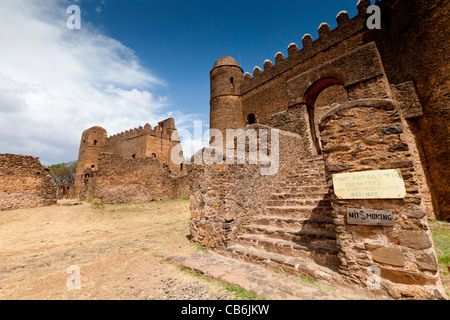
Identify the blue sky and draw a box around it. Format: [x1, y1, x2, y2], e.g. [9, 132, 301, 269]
[0, 0, 361, 165]
[82, 0, 359, 121]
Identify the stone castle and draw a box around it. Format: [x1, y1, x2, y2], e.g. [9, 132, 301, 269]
[73, 118, 189, 203]
[0, 0, 447, 300]
[189, 0, 448, 299]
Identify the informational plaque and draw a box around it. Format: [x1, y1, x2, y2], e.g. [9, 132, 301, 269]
[332, 169, 406, 199]
[347, 208, 395, 226]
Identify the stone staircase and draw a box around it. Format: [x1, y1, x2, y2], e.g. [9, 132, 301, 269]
[227, 155, 340, 279]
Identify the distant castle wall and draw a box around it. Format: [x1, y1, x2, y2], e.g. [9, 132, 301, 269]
[80, 153, 189, 203]
[74, 118, 188, 202]
[0, 154, 57, 211]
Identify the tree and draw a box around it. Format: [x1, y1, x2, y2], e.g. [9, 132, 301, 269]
[49, 162, 77, 186]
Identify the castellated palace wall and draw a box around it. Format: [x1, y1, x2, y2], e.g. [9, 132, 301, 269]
[74, 118, 189, 203]
[191, 0, 448, 299]
[0, 154, 57, 211]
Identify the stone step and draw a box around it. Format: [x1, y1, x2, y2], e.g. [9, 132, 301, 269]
[279, 182, 328, 188]
[285, 169, 325, 175]
[266, 199, 332, 207]
[270, 192, 330, 200]
[286, 169, 326, 176]
[227, 243, 339, 279]
[264, 205, 333, 219]
[275, 187, 329, 194]
[276, 184, 328, 190]
[253, 215, 334, 230]
[243, 224, 337, 247]
[285, 162, 324, 168]
[285, 173, 326, 179]
[293, 157, 325, 164]
[285, 175, 326, 182]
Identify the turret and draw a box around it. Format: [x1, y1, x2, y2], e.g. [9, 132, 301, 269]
[73, 126, 107, 197]
[209, 56, 244, 137]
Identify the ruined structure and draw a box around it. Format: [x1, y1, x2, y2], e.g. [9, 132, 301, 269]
[74, 118, 189, 203]
[0, 154, 57, 211]
[190, 0, 448, 299]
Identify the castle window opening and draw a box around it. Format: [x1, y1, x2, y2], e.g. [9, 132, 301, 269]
[91, 165, 95, 168]
[152, 153, 157, 158]
[94, 140, 97, 146]
[247, 113, 256, 125]
[180, 163, 183, 171]
[132, 154, 136, 159]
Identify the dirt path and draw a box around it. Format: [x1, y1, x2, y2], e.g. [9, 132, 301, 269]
[0, 199, 231, 300]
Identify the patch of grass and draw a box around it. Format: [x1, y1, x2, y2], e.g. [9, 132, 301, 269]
[196, 245, 208, 252]
[299, 276, 319, 287]
[178, 265, 263, 300]
[221, 283, 262, 300]
[87, 196, 105, 210]
[290, 275, 336, 293]
[181, 196, 190, 201]
[429, 220, 450, 275]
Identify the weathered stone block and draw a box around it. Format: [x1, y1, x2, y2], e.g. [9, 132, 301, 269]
[415, 252, 438, 272]
[370, 247, 406, 267]
[380, 267, 435, 285]
[381, 126, 403, 135]
[395, 231, 432, 250]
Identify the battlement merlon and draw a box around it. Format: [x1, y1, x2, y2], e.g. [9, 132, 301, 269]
[104, 118, 178, 143]
[236, 0, 374, 94]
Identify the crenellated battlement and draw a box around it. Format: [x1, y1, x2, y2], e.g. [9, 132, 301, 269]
[239, 0, 372, 94]
[105, 119, 175, 144]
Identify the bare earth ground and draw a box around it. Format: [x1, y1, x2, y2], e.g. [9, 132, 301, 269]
[0, 199, 232, 300]
[0, 199, 448, 300]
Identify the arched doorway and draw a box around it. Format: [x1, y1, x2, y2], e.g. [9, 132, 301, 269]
[304, 78, 348, 154]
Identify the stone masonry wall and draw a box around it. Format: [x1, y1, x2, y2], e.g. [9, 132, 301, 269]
[0, 154, 57, 211]
[189, 125, 308, 250]
[80, 153, 189, 204]
[74, 118, 187, 200]
[212, 0, 448, 220]
[319, 99, 445, 299]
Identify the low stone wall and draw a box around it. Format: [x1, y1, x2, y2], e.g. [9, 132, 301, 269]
[0, 154, 57, 211]
[319, 99, 446, 299]
[79, 153, 189, 203]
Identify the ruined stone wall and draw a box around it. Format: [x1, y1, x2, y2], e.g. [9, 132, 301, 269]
[80, 153, 189, 204]
[74, 118, 187, 199]
[0, 154, 57, 211]
[319, 99, 445, 299]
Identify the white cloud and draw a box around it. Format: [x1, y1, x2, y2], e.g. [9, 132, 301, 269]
[0, 0, 201, 165]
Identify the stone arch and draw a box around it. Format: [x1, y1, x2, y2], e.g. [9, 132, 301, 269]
[303, 77, 348, 155]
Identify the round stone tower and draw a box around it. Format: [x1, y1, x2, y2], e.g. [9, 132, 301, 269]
[209, 56, 244, 136]
[73, 126, 107, 197]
